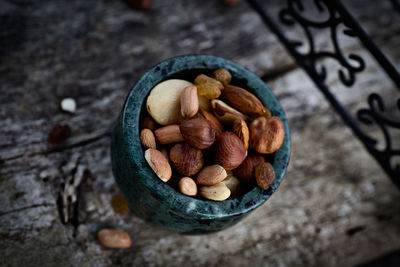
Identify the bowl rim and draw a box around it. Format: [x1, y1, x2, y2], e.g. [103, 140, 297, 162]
[120, 54, 291, 220]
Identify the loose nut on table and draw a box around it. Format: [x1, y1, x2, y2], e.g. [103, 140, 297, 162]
[144, 148, 172, 182]
[154, 124, 185, 145]
[97, 229, 132, 248]
[169, 143, 204, 176]
[199, 183, 231, 201]
[180, 118, 216, 149]
[215, 132, 246, 171]
[197, 164, 227, 186]
[221, 84, 265, 116]
[250, 116, 285, 154]
[180, 85, 199, 119]
[140, 128, 156, 149]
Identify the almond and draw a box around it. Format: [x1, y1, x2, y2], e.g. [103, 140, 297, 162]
[199, 108, 223, 137]
[221, 84, 265, 116]
[221, 175, 240, 196]
[140, 128, 156, 149]
[180, 85, 199, 119]
[180, 118, 215, 149]
[141, 116, 158, 130]
[212, 68, 232, 85]
[199, 183, 231, 201]
[179, 177, 198, 196]
[250, 116, 285, 154]
[215, 132, 246, 171]
[144, 148, 172, 182]
[197, 164, 227, 186]
[232, 119, 249, 150]
[211, 99, 248, 124]
[234, 154, 264, 181]
[169, 143, 204, 176]
[255, 162, 275, 190]
[97, 229, 132, 248]
[154, 124, 184, 144]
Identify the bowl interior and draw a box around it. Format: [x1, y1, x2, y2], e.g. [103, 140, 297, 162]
[121, 54, 291, 220]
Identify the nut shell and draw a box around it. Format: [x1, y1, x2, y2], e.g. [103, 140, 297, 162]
[250, 116, 285, 154]
[215, 132, 246, 171]
[234, 154, 264, 181]
[180, 118, 216, 149]
[169, 143, 204, 176]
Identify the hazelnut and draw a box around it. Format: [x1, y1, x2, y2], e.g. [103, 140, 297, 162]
[169, 143, 204, 176]
[180, 118, 216, 149]
[234, 154, 264, 181]
[215, 132, 246, 171]
[250, 116, 285, 154]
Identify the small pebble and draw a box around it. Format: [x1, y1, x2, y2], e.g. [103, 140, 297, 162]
[60, 98, 77, 113]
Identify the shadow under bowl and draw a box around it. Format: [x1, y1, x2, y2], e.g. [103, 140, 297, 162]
[111, 54, 291, 234]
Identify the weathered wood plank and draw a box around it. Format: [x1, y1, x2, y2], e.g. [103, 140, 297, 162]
[1, 0, 399, 266]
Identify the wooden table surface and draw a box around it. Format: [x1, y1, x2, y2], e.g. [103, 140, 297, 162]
[1, 0, 399, 266]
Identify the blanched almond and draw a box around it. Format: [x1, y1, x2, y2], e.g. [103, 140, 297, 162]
[197, 164, 227, 186]
[144, 148, 172, 182]
[199, 183, 231, 201]
[140, 128, 156, 149]
[154, 125, 184, 144]
[179, 177, 198, 196]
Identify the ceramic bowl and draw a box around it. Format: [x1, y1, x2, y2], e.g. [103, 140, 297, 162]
[111, 54, 290, 234]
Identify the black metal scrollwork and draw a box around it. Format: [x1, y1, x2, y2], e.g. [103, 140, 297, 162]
[278, 0, 365, 87]
[246, 0, 400, 189]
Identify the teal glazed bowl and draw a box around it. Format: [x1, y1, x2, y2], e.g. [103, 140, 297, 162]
[111, 54, 290, 234]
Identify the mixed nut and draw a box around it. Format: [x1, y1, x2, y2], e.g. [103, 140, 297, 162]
[140, 69, 285, 201]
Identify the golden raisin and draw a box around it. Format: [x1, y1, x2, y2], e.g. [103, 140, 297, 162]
[212, 69, 232, 85]
[264, 108, 272, 119]
[195, 74, 223, 99]
[111, 194, 130, 215]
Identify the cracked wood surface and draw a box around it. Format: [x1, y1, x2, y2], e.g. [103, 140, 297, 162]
[1, 0, 400, 266]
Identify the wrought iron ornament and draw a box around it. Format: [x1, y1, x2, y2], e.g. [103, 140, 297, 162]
[246, 0, 400, 188]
